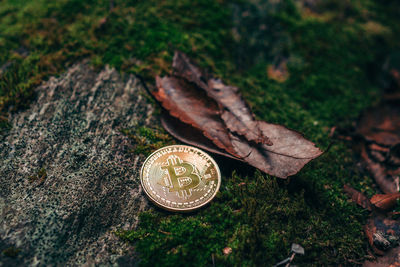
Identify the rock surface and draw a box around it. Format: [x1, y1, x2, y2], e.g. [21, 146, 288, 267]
[0, 63, 154, 266]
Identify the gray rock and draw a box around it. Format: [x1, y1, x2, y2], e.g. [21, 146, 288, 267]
[0, 63, 155, 266]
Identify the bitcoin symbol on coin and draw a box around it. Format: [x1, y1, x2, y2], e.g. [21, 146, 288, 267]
[140, 145, 221, 212]
[161, 155, 200, 199]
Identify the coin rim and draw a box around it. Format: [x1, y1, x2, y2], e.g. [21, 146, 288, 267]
[140, 145, 221, 212]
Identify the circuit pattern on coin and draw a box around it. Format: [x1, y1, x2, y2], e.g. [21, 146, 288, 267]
[140, 145, 221, 211]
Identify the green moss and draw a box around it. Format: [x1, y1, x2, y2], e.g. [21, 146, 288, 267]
[1, 0, 400, 265]
[117, 207, 236, 266]
[121, 126, 175, 156]
[118, 172, 368, 266]
[0, 114, 10, 134]
[0, 0, 233, 122]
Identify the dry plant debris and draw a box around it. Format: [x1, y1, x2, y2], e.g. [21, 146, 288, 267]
[344, 185, 400, 264]
[339, 59, 400, 266]
[153, 51, 322, 178]
[355, 66, 400, 193]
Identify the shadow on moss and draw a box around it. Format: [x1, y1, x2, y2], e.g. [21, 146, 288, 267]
[117, 171, 368, 266]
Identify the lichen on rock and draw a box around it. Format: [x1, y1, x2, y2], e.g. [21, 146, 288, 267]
[0, 62, 154, 266]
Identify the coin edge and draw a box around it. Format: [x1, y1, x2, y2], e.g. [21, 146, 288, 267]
[139, 145, 222, 212]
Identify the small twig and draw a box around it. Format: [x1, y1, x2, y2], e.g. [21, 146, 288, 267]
[273, 257, 290, 267]
[285, 253, 296, 267]
[158, 229, 171, 235]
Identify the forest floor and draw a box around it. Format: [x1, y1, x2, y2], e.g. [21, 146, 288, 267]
[1, 0, 400, 266]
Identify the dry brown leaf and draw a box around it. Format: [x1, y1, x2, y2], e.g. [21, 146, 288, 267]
[350, 63, 400, 264]
[343, 185, 372, 211]
[207, 79, 272, 145]
[172, 51, 272, 145]
[354, 61, 400, 193]
[360, 141, 400, 194]
[355, 61, 400, 192]
[155, 51, 323, 178]
[160, 109, 322, 178]
[230, 122, 322, 178]
[160, 111, 238, 160]
[371, 193, 400, 211]
[357, 103, 400, 146]
[356, 102, 400, 193]
[172, 50, 209, 91]
[364, 215, 400, 255]
[154, 76, 239, 157]
[362, 144, 400, 193]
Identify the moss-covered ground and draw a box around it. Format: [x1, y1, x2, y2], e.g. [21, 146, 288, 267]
[1, 0, 400, 265]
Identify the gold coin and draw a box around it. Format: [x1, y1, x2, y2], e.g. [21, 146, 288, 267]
[140, 145, 221, 212]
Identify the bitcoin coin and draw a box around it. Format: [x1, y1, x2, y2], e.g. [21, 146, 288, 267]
[140, 145, 221, 212]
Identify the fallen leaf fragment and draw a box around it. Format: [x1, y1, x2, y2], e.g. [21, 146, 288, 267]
[360, 58, 400, 266]
[370, 193, 400, 211]
[230, 122, 323, 178]
[355, 66, 400, 193]
[363, 246, 400, 267]
[364, 215, 400, 255]
[160, 110, 322, 178]
[172, 51, 271, 145]
[160, 111, 237, 159]
[343, 185, 400, 212]
[154, 76, 239, 157]
[361, 144, 400, 193]
[343, 185, 372, 211]
[207, 78, 272, 145]
[356, 103, 400, 146]
[348, 61, 400, 263]
[172, 50, 209, 91]
[155, 51, 323, 178]
[343, 186, 400, 261]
